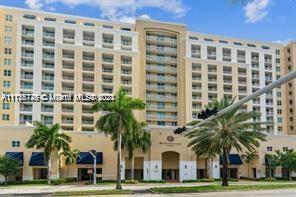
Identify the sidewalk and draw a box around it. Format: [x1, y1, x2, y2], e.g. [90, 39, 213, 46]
[0, 181, 294, 195]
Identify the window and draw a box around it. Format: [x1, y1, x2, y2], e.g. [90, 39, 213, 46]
[44, 17, 56, 21]
[278, 117, 282, 123]
[276, 49, 280, 55]
[4, 37, 12, 44]
[267, 146, 273, 151]
[121, 27, 131, 31]
[277, 92, 281, 97]
[189, 36, 198, 40]
[4, 48, 12, 55]
[247, 43, 256, 48]
[5, 15, 13, 21]
[4, 70, 11, 76]
[12, 140, 20, 147]
[65, 20, 76, 24]
[277, 109, 282, 114]
[276, 66, 280, 72]
[262, 46, 270, 50]
[277, 101, 282, 106]
[5, 26, 12, 33]
[219, 40, 228, 44]
[276, 58, 280, 64]
[2, 103, 10, 110]
[3, 81, 11, 87]
[204, 38, 213, 42]
[233, 42, 242, 46]
[283, 147, 288, 152]
[84, 22, 95, 26]
[102, 25, 113, 29]
[2, 114, 10, 120]
[23, 14, 36, 20]
[278, 126, 282, 132]
[4, 59, 12, 65]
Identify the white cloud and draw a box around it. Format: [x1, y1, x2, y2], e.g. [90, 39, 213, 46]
[24, 0, 187, 23]
[139, 14, 151, 19]
[272, 39, 291, 44]
[243, 0, 271, 23]
[25, 0, 43, 10]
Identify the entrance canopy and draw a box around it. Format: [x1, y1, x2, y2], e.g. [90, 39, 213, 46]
[29, 152, 46, 166]
[76, 152, 103, 164]
[220, 154, 243, 165]
[5, 152, 24, 166]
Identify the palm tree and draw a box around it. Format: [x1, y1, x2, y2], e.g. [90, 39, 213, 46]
[92, 87, 145, 189]
[123, 121, 151, 181]
[185, 98, 266, 186]
[241, 150, 259, 178]
[61, 149, 79, 178]
[26, 121, 72, 184]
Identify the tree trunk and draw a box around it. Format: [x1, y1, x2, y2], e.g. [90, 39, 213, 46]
[4, 176, 7, 185]
[47, 156, 52, 184]
[116, 132, 122, 190]
[222, 149, 229, 186]
[289, 169, 292, 181]
[269, 168, 272, 178]
[131, 155, 135, 181]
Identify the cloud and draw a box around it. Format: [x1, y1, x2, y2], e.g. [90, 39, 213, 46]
[24, 0, 187, 23]
[243, 0, 271, 23]
[272, 39, 291, 44]
[25, 0, 43, 10]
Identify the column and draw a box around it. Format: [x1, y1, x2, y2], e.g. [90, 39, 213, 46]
[179, 160, 197, 181]
[207, 157, 220, 179]
[121, 160, 125, 180]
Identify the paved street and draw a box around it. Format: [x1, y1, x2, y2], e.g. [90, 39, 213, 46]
[0, 182, 296, 196]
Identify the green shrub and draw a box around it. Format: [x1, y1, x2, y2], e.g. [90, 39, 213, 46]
[264, 177, 277, 181]
[199, 178, 215, 182]
[124, 180, 138, 184]
[5, 179, 47, 185]
[141, 180, 166, 183]
[51, 177, 78, 185]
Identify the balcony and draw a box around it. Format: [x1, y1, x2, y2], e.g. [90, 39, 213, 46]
[43, 53, 54, 60]
[22, 30, 34, 36]
[22, 52, 34, 58]
[146, 45, 177, 54]
[207, 52, 216, 60]
[63, 54, 74, 59]
[43, 32, 55, 38]
[41, 107, 54, 113]
[146, 75, 177, 82]
[146, 95, 177, 101]
[22, 40, 34, 46]
[102, 58, 113, 63]
[146, 114, 177, 120]
[147, 104, 177, 111]
[42, 75, 54, 81]
[146, 65, 177, 73]
[146, 55, 177, 63]
[191, 50, 201, 58]
[146, 84, 177, 92]
[21, 74, 33, 80]
[146, 35, 177, 45]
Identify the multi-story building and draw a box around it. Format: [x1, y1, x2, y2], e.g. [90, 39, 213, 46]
[0, 6, 295, 182]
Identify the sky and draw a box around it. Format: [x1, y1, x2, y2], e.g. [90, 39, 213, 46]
[1, 0, 295, 43]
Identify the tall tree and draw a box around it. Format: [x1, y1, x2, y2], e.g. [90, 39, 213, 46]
[26, 121, 72, 184]
[123, 121, 151, 181]
[241, 150, 259, 178]
[265, 153, 280, 178]
[0, 156, 20, 184]
[61, 149, 79, 178]
[93, 87, 145, 189]
[276, 150, 296, 181]
[186, 98, 266, 186]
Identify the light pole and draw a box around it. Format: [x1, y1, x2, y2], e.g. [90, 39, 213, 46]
[89, 149, 96, 185]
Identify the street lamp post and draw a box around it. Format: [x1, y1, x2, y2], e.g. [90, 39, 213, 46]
[89, 150, 97, 185]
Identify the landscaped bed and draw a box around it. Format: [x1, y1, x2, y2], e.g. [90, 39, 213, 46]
[54, 189, 133, 196]
[150, 183, 296, 194]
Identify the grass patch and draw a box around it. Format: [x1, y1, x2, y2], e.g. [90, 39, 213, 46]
[54, 189, 133, 196]
[150, 183, 296, 194]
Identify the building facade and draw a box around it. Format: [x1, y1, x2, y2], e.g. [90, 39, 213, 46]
[0, 6, 295, 182]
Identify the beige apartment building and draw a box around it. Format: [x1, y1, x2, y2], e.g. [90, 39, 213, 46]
[0, 6, 295, 182]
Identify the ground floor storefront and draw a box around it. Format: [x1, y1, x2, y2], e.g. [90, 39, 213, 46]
[1, 125, 296, 182]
